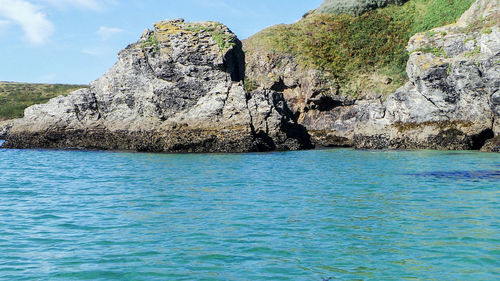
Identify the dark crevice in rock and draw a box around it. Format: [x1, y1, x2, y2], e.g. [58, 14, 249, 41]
[472, 129, 495, 150]
[271, 92, 313, 149]
[420, 92, 442, 111]
[223, 41, 245, 82]
[270, 77, 289, 92]
[310, 95, 344, 111]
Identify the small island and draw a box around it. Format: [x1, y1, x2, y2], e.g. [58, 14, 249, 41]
[1, 0, 499, 152]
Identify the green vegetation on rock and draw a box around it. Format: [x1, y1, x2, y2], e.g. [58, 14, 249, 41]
[413, 46, 448, 58]
[245, 0, 475, 97]
[184, 22, 236, 50]
[142, 34, 159, 52]
[0, 82, 87, 120]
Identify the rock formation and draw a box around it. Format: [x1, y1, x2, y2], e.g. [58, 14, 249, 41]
[3, 0, 499, 153]
[354, 0, 500, 151]
[3, 20, 311, 152]
[245, 0, 500, 152]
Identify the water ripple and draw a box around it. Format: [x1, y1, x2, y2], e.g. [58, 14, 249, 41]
[0, 148, 498, 280]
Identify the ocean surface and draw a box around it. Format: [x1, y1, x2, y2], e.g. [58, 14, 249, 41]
[0, 144, 499, 280]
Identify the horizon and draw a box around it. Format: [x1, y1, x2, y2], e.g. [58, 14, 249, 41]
[0, 0, 323, 85]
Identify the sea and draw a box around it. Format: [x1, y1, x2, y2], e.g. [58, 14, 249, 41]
[0, 141, 499, 280]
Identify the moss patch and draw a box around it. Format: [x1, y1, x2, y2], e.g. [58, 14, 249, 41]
[394, 120, 473, 133]
[184, 22, 236, 51]
[142, 34, 159, 53]
[413, 46, 448, 58]
[243, 77, 258, 93]
[464, 46, 481, 58]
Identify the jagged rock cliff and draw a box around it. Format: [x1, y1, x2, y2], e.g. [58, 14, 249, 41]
[3, 20, 311, 152]
[355, 0, 500, 151]
[245, 0, 499, 152]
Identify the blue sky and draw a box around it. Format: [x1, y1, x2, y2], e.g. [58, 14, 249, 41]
[0, 0, 323, 84]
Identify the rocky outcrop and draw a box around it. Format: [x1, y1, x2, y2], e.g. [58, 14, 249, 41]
[3, 19, 311, 152]
[354, 0, 500, 151]
[4, 1, 499, 153]
[244, 35, 364, 148]
[311, 0, 408, 16]
[245, 0, 499, 152]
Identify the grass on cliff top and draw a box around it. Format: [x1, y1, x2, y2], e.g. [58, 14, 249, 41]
[153, 21, 236, 51]
[245, 0, 475, 97]
[0, 82, 87, 120]
[184, 22, 237, 50]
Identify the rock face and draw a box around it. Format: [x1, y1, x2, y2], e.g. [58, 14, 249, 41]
[4, 1, 499, 153]
[354, 0, 500, 151]
[0, 120, 12, 140]
[312, 0, 408, 16]
[243, 37, 365, 148]
[245, 0, 500, 152]
[3, 19, 311, 152]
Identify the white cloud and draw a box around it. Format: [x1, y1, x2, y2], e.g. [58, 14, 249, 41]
[97, 26, 124, 40]
[0, 0, 112, 45]
[0, 20, 10, 38]
[0, 0, 54, 45]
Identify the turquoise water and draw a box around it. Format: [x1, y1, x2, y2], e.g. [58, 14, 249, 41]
[0, 145, 499, 280]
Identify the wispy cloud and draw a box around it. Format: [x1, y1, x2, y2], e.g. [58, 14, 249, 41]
[0, 0, 113, 45]
[38, 0, 103, 11]
[0, 0, 54, 45]
[97, 26, 124, 40]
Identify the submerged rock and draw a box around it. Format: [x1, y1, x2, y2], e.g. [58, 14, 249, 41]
[4, 19, 311, 152]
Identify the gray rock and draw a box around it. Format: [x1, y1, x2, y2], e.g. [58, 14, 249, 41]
[246, 0, 499, 151]
[311, 0, 408, 16]
[355, 0, 500, 151]
[3, 20, 312, 152]
[481, 136, 500, 152]
[0, 120, 13, 140]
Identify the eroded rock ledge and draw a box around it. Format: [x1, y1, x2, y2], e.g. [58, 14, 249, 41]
[3, 19, 312, 152]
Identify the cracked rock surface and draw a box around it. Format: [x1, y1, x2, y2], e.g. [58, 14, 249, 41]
[245, 0, 499, 151]
[3, 19, 312, 152]
[354, 0, 500, 151]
